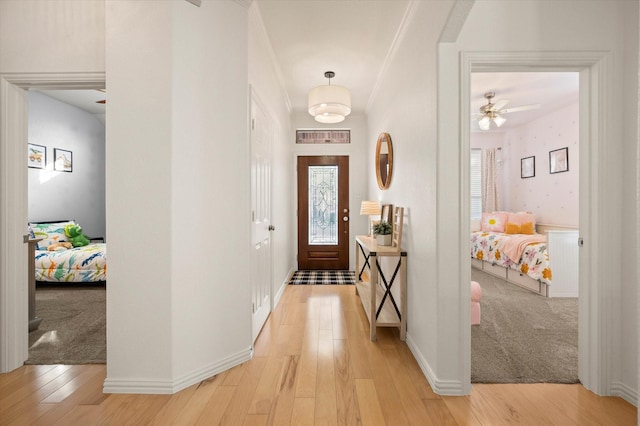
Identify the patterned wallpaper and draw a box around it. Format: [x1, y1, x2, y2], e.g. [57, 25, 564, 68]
[503, 102, 579, 227]
[471, 102, 579, 228]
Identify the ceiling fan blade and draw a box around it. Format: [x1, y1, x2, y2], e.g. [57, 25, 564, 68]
[491, 99, 509, 111]
[500, 104, 541, 114]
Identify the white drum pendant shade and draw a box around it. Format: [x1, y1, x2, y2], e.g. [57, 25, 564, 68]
[308, 84, 351, 123]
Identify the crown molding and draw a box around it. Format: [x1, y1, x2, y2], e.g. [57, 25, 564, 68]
[365, 0, 419, 113]
[439, 0, 474, 43]
[249, 2, 292, 113]
[234, 0, 254, 9]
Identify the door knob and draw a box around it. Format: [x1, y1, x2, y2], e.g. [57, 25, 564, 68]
[343, 216, 349, 222]
[268, 225, 275, 231]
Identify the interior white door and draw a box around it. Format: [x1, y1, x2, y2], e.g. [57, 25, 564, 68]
[250, 91, 272, 342]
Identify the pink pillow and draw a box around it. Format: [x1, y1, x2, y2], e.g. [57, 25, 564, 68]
[481, 212, 507, 232]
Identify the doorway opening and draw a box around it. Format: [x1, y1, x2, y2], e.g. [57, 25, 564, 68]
[469, 72, 580, 384]
[0, 73, 105, 373]
[26, 89, 106, 365]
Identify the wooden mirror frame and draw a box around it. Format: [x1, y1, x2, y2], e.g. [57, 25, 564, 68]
[375, 132, 393, 190]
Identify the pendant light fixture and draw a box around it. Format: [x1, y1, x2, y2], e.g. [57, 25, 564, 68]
[308, 71, 351, 123]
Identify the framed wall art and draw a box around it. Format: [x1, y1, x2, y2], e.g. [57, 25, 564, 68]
[521, 156, 535, 179]
[549, 147, 569, 174]
[54, 148, 73, 172]
[380, 204, 393, 224]
[27, 143, 46, 169]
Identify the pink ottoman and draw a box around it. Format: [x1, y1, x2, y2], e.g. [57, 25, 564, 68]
[471, 281, 482, 325]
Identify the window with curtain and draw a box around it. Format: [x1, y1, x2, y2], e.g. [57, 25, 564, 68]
[471, 149, 482, 220]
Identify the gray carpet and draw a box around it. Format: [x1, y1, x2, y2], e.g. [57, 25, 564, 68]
[27, 285, 106, 365]
[471, 269, 578, 384]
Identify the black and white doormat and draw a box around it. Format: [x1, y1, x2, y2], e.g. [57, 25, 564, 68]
[288, 270, 356, 285]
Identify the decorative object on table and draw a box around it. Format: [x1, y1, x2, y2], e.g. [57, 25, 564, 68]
[360, 200, 381, 236]
[308, 71, 351, 123]
[373, 221, 392, 246]
[64, 223, 90, 247]
[28, 143, 46, 169]
[375, 133, 393, 189]
[549, 147, 569, 174]
[521, 155, 535, 178]
[54, 148, 73, 172]
[380, 203, 393, 224]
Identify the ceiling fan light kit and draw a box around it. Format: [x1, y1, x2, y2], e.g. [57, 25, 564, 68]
[475, 91, 540, 130]
[308, 71, 351, 123]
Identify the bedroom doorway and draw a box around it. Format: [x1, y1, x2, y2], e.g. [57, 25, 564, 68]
[26, 89, 107, 365]
[297, 155, 350, 270]
[469, 71, 580, 384]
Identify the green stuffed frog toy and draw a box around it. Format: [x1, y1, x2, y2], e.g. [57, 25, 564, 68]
[64, 224, 90, 247]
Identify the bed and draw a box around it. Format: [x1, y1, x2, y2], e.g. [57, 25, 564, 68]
[471, 212, 578, 297]
[29, 220, 106, 283]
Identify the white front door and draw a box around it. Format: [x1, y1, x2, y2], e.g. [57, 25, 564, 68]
[250, 90, 272, 342]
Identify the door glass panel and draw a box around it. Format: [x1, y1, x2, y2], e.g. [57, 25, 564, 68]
[308, 165, 338, 245]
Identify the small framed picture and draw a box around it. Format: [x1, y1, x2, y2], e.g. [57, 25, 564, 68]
[549, 147, 569, 174]
[521, 156, 535, 179]
[27, 143, 46, 169]
[380, 204, 393, 224]
[54, 148, 73, 172]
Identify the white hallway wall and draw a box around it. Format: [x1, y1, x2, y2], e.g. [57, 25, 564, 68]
[105, 1, 251, 392]
[366, 0, 457, 393]
[28, 91, 106, 238]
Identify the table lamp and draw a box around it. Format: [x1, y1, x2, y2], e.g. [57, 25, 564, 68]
[360, 200, 381, 236]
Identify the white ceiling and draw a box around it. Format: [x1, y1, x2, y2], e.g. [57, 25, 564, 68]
[257, 0, 411, 114]
[36, 89, 105, 114]
[470, 72, 579, 132]
[33, 4, 579, 133]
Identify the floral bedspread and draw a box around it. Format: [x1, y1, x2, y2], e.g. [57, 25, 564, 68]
[471, 231, 552, 286]
[35, 243, 106, 282]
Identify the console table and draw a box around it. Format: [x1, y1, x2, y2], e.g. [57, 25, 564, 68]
[354, 235, 407, 341]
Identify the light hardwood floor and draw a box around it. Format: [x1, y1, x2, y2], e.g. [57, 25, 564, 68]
[1, 285, 636, 425]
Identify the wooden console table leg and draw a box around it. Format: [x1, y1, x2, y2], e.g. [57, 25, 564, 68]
[369, 253, 378, 341]
[400, 253, 407, 341]
[355, 240, 360, 295]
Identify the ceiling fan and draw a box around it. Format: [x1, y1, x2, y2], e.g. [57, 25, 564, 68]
[95, 89, 106, 105]
[474, 92, 540, 130]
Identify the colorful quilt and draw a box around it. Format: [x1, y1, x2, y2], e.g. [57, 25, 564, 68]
[471, 231, 552, 286]
[35, 243, 106, 282]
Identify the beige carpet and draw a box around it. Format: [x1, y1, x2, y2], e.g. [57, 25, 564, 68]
[471, 268, 579, 383]
[27, 285, 106, 365]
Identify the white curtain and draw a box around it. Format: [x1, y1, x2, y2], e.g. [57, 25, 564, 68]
[481, 148, 501, 212]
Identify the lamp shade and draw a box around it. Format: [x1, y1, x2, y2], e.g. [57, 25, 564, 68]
[308, 84, 351, 123]
[360, 200, 381, 216]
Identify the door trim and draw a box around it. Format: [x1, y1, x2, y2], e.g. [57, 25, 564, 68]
[0, 72, 105, 373]
[453, 51, 612, 395]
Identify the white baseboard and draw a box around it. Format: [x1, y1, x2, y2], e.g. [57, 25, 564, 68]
[610, 381, 638, 407]
[103, 346, 252, 394]
[273, 267, 294, 309]
[405, 333, 467, 396]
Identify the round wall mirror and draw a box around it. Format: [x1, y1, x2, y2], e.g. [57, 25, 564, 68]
[375, 132, 393, 190]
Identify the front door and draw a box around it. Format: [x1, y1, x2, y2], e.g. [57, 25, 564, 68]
[297, 156, 349, 270]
